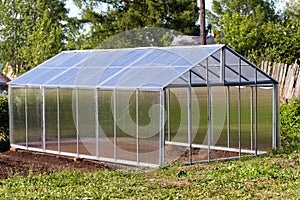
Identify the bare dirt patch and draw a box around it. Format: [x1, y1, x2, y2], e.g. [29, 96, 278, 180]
[0, 149, 122, 180]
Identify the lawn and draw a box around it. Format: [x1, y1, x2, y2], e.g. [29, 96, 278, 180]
[0, 151, 299, 199]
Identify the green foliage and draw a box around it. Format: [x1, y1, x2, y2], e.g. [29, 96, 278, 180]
[280, 99, 300, 153]
[0, 95, 8, 135]
[0, 0, 70, 75]
[77, 0, 200, 48]
[0, 94, 9, 151]
[211, 0, 300, 64]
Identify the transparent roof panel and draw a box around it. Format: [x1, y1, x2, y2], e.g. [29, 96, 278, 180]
[9, 45, 276, 88]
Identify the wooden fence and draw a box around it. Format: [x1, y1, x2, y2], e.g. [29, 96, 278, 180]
[261, 61, 300, 103]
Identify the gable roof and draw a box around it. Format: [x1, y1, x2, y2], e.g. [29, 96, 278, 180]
[9, 45, 277, 90]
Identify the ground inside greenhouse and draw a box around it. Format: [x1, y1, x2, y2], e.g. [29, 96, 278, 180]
[0, 148, 239, 180]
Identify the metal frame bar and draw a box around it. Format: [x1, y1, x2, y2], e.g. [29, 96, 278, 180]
[95, 88, 99, 158]
[250, 86, 253, 150]
[165, 141, 267, 154]
[136, 90, 139, 164]
[254, 69, 258, 156]
[57, 87, 60, 153]
[75, 87, 79, 158]
[238, 58, 241, 157]
[272, 84, 279, 149]
[42, 86, 46, 151]
[159, 89, 165, 166]
[188, 72, 192, 164]
[206, 58, 211, 161]
[167, 88, 171, 142]
[8, 85, 13, 144]
[227, 86, 230, 148]
[113, 89, 117, 162]
[220, 47, 225, 83]
[25, 86, 28, 148]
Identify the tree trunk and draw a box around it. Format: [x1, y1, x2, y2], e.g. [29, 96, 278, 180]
[200, 0, 206, 45]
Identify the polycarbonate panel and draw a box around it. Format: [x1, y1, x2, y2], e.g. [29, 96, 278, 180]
[138, 91, 160, 165]
[116, 90, 137, 162]
[257, 87, 272, 151]
[78, 89, 96, 156]
[39, 52, 77, 68]
[100, 68, 133, 87]
[211, 87, 227, 147]
[225, 48, 239, 66]
[98, 90, 114, 159]
[240, 87, 252, 150]
[110, 49, 152, 67]
[59, 88, 77, 154]
[96, 68, 123, 85]
[225, 65, 239, 82]
[46, 68, 80, 86]
[241, 61, 256, 82]
[144, 68, 185, 88]
[73, 68, 107, 86]
[133, 49, 191, 67]
[58, 52, 90, 68]
[11, 87, 26, 145]
[257, 70, 272, 82]
[169, 46, 221, 66]
[27, 87, 42, 148]
[169, 88, 188, 143]
[45, 88, 58, 151]
[192, 87, 208, 144]
[229, 87, 239, 148]
[10, 68, 47, 85]
[116, 67, 167, 88]
[29, 68, 70, 85]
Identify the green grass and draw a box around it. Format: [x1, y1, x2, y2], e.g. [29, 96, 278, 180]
[0, 151, 299, 199]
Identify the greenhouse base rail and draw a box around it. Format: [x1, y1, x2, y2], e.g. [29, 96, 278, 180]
[165, 141, 267, 155]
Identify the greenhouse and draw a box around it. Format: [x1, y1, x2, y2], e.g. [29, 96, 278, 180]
[8, 45, 279, 167]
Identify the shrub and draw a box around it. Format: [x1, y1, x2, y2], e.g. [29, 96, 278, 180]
[0, 94, 9, 152]
[280, 99, 300, 153]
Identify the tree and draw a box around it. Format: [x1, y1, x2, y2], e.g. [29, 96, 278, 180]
[200, 0, 206, 45]
[0, 0, 69, 75]
[74, 0, 200, 48]
[210, 0, 280, 61]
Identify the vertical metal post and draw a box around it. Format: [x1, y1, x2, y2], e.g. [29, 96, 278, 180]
[206, 58, 211, 161]
[227, 86, 230, 148]
[57, 88, 60, 153]
[42, 86, 46, 151]
[95, 89, 99, 158]
[207, 87, 211, 161]
[136, 90, 139, 164]
[113, 89, 117, 162]
[25, 86, 28, 148]
[220, 47, 225, 83]
[250, 87, 253, 150]
[188, 78, 192, 164]
[75, 88, 79, 157]
[8, 85, 13, 145]
[272, 84, 279, 150]
[238, 58, 241, 157]
[159, 89, 165, 166]
[167, 88, 171, 142]
[254, 70, 258, 156]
